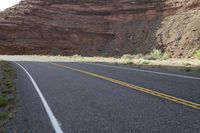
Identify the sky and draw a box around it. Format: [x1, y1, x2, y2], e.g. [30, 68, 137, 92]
[0, 0, 21, 11]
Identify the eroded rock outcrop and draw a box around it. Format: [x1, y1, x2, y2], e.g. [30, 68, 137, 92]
[0, 0, 199, 57]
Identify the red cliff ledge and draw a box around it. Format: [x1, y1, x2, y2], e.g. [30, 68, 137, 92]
[0, 0, 199, 57]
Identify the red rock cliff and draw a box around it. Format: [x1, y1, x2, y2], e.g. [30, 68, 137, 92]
[0, 0, 199, 57]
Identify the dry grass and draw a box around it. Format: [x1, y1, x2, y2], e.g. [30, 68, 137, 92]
[0, 55, 200, 72]
[39, 55, 200, 71]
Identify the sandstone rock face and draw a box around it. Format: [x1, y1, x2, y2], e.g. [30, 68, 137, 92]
[0, 0, 199, 57]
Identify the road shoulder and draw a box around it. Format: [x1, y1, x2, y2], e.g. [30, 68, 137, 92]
[4, 62, 54, 133]
[0, 61, 17, 132]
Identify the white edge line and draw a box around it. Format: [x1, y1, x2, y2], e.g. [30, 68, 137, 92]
[82, 62, 200, 80]
[14, 62, 64, 133]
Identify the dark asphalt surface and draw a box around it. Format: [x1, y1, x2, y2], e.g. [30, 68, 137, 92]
[9, 61, 200, 133]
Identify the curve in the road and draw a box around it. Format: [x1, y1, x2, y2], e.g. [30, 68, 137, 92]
[15, 62, 64, 133]
[49, 62, 200, 111]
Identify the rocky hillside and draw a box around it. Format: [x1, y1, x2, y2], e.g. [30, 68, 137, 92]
[0, 0, 199, 57]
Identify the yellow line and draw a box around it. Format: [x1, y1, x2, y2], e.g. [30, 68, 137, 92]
[49, 62, 200, 110]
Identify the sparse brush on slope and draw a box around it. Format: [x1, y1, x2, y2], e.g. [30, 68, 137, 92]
[121, 49, 169, 60]
[194, 49, 200, 59]
[148, 49, 169, 60]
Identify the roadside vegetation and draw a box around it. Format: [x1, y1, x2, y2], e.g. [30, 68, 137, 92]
[0, 61, 16, 132]
[54, 49, 200, 72]
[121, 49, 169, 61]
[193, 49, 200, 59]
[24, 48, 198, 73]
[1, 48, 200, 73]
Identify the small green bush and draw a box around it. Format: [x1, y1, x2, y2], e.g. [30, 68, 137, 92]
[185, 67, 191, 72]
[149, 49, 169, 60]
[121, 54, 134, 60]
[50, 47, 61, 55]
[134, 54, 144, 59]
[126, 61, 134, 65]
[71, 55, 83, 58]
[0, 96, 8, 106]
[193, 49, 200, 59]
[140, 61, 150, 65]
[0, 111, 9, 120]
[182, 62, 191, 67]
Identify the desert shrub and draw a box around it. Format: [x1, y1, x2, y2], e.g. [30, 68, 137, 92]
[101, 52, 109, 57]
[140, 61, 150, 65]
[162, 53, 170, 60]
[0, 96, 8, 106]
[185, 67, 191, 72]
[193, 49, 200, 59]
[71, 54, 83, 58]
[182, 62, 191, 67]
[134, 54, 144, 59]
[50, 47, 61, 55]
[149, 49, 169, 60]
[126, 61, 134, 65]
[121, 54, 135, 60]
[121, 50, 169, 60]
[121, 54, 143, 60]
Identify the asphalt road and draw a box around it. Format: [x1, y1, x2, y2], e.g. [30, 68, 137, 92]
[7, 61, 200, 133]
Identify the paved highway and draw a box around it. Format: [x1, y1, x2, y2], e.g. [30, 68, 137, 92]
[7, 61, 200, 133]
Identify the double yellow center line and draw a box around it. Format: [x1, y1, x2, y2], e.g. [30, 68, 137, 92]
[49, 62, 200, 110]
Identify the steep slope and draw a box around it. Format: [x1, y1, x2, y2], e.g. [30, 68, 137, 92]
[0, 0, 199, 57]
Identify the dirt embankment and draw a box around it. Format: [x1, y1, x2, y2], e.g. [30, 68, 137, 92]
[0, 0, 199, 57]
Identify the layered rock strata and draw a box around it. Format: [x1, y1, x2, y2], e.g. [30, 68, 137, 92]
[0, 0, 199, 57]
